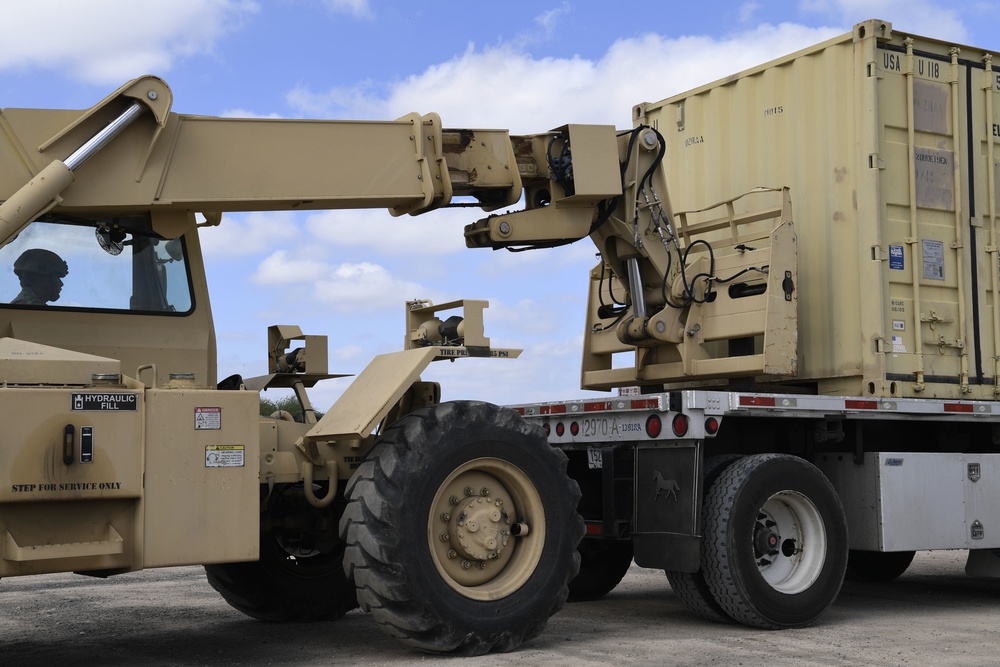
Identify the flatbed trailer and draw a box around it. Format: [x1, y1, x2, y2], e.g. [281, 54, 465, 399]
[513, 388, 1000, 627]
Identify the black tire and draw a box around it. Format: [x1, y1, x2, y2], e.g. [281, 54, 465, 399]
[340, 401, 583, 655]
[665, 454, 743, 623]
[702, 453, 848, 629]
[845, 550, 916, 582]
[205, 486, 357, 622]
[568, 539, 633, 601]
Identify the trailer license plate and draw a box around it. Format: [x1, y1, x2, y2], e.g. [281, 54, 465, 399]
[587, 446, 602, 469]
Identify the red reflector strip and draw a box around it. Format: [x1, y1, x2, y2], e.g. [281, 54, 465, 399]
[584, 523, 603, 536]
[845, 400, 878, 410]
[944, 403, 974, 413]
[630, 399, 659, 410]
[584, 401, 612, 412]
[739, 396, 776, 407]
[514, 407, 525, 415]
[540, 404, 567, 415]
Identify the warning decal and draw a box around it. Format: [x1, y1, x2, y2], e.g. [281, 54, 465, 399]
[206, 445, 245, 468]
[195, 407, 222, 430]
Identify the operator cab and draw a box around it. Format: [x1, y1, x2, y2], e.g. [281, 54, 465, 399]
[0, 215, 193, 314]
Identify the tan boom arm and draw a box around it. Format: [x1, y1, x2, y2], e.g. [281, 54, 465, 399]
[0, 76, 522, 246]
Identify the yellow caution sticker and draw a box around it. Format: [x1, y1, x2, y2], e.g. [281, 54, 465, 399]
[205, 445, 245, 468]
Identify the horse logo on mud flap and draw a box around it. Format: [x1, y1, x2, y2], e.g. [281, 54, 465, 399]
[653, 471, 680, 502]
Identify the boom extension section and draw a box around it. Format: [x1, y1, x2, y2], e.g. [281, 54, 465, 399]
[0, 75, 523, 247]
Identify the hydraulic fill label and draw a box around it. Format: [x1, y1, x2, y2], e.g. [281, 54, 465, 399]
[71, 393, 138, 411]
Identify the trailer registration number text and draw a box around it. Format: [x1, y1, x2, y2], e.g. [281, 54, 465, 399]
[579, 418, 642, 438]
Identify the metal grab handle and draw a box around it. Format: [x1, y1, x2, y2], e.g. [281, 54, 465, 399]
[301, 460, 339, 508]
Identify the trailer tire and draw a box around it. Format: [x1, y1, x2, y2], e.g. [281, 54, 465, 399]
[340, 401, 583, 655]
[665, 454, 743, 623]
[845, 550, 915, 582]
[205, 488, 357, 622]
[702, 453, 847, 629]
[568, 539, 633, 601]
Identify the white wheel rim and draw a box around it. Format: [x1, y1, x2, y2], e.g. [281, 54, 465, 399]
[753, 490, 827, 594]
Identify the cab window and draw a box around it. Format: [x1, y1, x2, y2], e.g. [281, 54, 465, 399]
[0, 217, 193, 313]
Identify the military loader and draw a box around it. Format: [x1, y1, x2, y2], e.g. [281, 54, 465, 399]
[5, 18, 1000, 656]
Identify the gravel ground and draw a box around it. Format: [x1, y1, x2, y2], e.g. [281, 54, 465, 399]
[1, 550, 998, 666]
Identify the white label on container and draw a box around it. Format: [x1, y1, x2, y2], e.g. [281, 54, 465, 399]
[206, 445, 244, 468]
[195, 407, 222, 430]
[914, 148, 954, 210]
[893, 320, 905, 331]
[892, 336, 907, 353]
[922, 239, 945, 280]
[912, 79, 948, 134]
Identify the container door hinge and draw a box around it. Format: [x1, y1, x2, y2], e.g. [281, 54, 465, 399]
[868, 153, 885, 169]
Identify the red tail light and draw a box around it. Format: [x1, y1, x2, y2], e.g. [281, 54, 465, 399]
[672, 413, 689, 436]
[645, 414, 662, 438]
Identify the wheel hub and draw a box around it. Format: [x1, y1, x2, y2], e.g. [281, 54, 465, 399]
[450, 495, 511, 561]
[753, 490, 828, 594]
[754, 528, 780, 557]
[431, 468, 525, 588]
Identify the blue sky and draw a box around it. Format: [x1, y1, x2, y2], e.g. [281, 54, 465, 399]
[1, 1, 996, 409]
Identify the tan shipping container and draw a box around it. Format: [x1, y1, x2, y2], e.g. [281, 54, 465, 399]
[638, 19, 1000, 399]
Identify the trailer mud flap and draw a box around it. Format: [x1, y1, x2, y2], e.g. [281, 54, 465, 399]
[631, 444, 700, 571]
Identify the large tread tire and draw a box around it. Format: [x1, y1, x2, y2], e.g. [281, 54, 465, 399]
[845, 550, 916, 582]
[568, 539, 633, 601]
[205, 491, 357, 622]
[665, 454, 743, 623]
[340, 401, 583, 655]
[702, 453, 848, 629]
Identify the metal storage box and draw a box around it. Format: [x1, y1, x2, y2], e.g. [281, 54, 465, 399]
[816, 452, 1000, 550]
[639, 19, 1000, 399]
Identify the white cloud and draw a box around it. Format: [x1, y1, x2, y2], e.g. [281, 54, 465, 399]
[200, 211, 299, 259]
[252, 249, 334, 285]
[536, 3, 571, 35]
[303, 207, 471, 256]
[313, 261, 433, 311]
[251, 250, 439, 312]
[331, 344, 364, 361]
[323, 0, 372, 19]
[0, 1, 259, 84]
[799, 0, 967, 42]
[423, 334, 599, 405]
[220, 108, 284, 119]
[288, 23, 843, 131]
[740, 2, 762, 23]
[484, 297, 584, 339]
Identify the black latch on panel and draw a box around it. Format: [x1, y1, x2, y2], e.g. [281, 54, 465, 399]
[63, 424, 74, 465]
[782, 271, 794, 301]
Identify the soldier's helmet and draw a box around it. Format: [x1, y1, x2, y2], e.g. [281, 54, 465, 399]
[13, 249, 68, 278]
